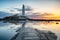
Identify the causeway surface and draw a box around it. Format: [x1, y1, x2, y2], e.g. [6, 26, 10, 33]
[11, 27, 57, 40]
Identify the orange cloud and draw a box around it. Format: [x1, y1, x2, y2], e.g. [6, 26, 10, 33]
[28, 13, 60, 20]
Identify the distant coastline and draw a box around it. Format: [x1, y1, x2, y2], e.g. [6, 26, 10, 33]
[0, 16, 60, 21]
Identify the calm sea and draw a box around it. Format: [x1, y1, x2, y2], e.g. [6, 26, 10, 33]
[0, 21, 60, 40]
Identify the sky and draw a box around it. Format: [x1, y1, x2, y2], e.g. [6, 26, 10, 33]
[0, 0, 60, 15]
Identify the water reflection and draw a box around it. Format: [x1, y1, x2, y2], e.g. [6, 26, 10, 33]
[0, 20, 60, 40]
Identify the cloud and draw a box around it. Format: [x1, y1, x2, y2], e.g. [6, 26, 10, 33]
[9, 6, 33, 14]
[13, 6, 32, 11]
[27, 12, 60, 20]
[0, 11, 13, 18]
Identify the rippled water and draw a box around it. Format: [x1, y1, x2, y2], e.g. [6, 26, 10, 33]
[0, 21, 60, 40]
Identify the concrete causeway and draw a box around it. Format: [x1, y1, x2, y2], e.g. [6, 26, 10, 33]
[11, 27, 57, 40]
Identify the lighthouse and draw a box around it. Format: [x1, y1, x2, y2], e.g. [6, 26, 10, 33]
[22, 4, 25, 16]
[19, 4, 26, 20]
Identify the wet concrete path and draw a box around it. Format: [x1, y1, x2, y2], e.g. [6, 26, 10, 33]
[11, 27, 57, 40]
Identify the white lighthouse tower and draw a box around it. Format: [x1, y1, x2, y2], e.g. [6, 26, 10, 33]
[22, 4, 25, 16]
[19, 4, 26, 20]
